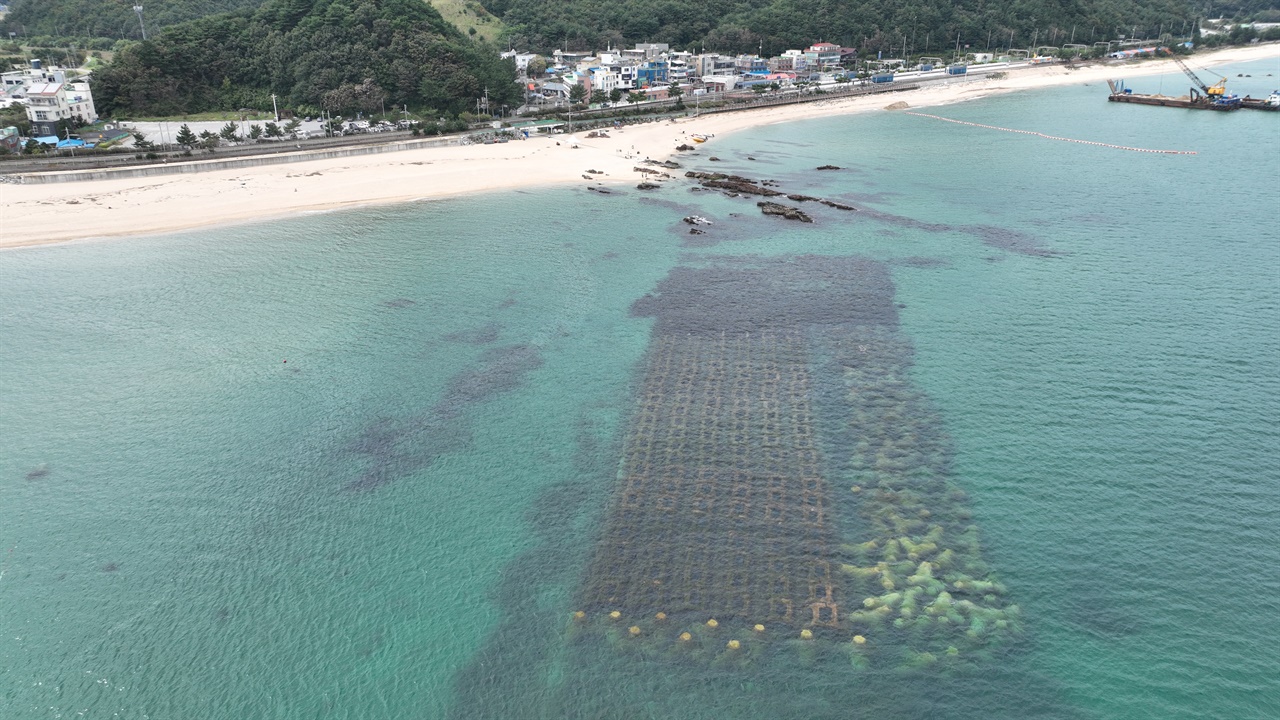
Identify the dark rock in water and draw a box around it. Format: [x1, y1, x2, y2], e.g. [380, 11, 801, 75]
[587, 186, 611, 194]
[816, 164, 842, 170]
[103, 562, 120, 572]
[787, 193, 820, 202]
[757, 201, 813, 223]
[675, 143, 695, 151]
[708, 156, 721, 161]
[703, 179, 782, 197]
[689, 228, 706, 235]
[819, 199, 857, 211]
[747, 156, 756, 160]
[382, 298, 417, 308]
[636, 182, 660, 190]
[26, 465, 50, 480]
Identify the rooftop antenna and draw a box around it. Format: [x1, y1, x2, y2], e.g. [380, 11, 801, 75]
[133, 5, 147, 40]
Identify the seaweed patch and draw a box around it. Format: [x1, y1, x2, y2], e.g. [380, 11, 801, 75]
[345, 344, 544, 491]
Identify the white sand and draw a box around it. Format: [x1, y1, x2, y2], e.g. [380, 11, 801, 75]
[2, 43, 1276, 250]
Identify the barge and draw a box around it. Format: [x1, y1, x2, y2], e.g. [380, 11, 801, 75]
[1107, 80, 1242, 111]
[1107, 51, 1280, 112]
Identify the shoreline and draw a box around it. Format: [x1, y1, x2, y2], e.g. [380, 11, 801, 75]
[2, 43, 1277, 250]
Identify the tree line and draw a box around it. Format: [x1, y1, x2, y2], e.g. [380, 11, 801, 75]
[1, 0, 265, 41]
[491, 0, 1202, 56]
[89, 0, 520, 119]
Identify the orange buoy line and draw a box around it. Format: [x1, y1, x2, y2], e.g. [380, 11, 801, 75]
[903, 111, 1198, 155]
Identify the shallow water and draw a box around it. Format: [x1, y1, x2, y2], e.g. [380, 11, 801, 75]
[2, 57, 1279, 719]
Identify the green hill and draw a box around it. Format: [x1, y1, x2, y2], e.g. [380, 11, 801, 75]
[1, 0, 507, 46]
[1, 0, 266, 41]
[489, 0, 1199, 56]
[91, 0, 519, 117]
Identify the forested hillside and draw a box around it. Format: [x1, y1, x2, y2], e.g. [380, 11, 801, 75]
[90, 0, 519, 117]
[489, 0, 1202, 55]
[1, 0, 265, 40]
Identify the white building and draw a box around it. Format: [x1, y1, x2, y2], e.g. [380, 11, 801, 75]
[500, 50, 540, 73]
[25, 81, 98, 136]
[1, 59, 67, 98]
[589, 67, 619, 94]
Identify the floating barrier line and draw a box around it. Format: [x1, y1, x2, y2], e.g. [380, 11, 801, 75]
[904, 111, 1198, 155]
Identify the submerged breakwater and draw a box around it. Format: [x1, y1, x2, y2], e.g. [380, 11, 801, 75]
[571, 255, 1018, 669]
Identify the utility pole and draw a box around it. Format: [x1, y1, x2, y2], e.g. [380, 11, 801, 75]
[133, 5, 146, 40]
[271, 93, 279, 122]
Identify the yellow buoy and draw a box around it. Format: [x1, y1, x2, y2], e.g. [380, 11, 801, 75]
[853, 635, 867, 645]
[609, 610, 621, 620]
[727, 639, 741, 650]
[706, 618, 719, 628]
[753, 624, 765, 633]
[678, 632, 692, 642]
[800, 629, 813, 640]
[629, 626, 641, 636]
[572, 610, 585, 620]
[655, 612, 667, 621]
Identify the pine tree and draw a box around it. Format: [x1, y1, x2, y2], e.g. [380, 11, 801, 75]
[175, 123, 197, 147]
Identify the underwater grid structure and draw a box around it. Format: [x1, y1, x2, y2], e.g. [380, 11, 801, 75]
[579, 329, 840, 627]
[570, 255, 1021, 667]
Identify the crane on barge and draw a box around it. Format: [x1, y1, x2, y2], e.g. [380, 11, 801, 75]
[1106, 48, 1251, 111]
[1170, 54, 1228, 103]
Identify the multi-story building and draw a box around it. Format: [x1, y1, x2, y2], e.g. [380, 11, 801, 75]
[773, 50, 812, 73]
[635, 60, 668, 88]
[1, 59, 66, 98]
[691, 54, 738, 79]
[734, 55, 769, 74]
[0, 60, 99, 136]
[805, 42, 842, 69]
[589, 67, 619, 95]
[623, 43, 670, 62]
[24, 80, 98, 136]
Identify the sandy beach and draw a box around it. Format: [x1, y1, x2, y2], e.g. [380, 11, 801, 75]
[2, 43, 1277, 249]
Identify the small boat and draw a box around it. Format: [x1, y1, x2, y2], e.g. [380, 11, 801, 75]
[690, 134, 709, 143]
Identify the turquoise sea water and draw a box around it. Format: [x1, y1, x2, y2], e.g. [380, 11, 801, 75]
[3, 57, 1279, 719]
